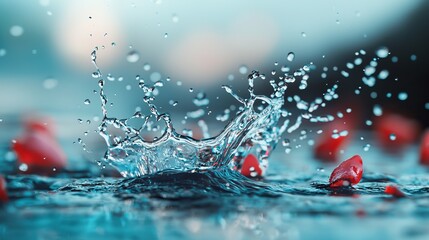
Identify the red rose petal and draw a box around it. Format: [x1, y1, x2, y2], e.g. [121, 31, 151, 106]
[384, 185, 406, 198]
[374, 113, 419, 151]
[26, 118, 55, 135]
[0, 175, 8, 203]
[314, 121, 352, 162]
[13, 130, 67, 174]
[419, 130, 429, 166]
[329, 155, 363, 188]
[240, 154, 263, 178]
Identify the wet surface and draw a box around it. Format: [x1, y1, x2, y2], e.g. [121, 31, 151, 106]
[1, 136, 429, 240]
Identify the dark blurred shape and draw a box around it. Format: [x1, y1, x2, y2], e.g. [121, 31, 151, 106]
[0, 175, 8, 203]
[419, 129, 429, 166]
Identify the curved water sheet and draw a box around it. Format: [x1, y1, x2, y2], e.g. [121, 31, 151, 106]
[98, 70, 288, 177]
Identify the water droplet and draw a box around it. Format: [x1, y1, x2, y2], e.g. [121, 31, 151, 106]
[92, 71, 101, 78]
[0, 49, 6, 57]
[143, 63, 151, 71]
[227, 74, 234, 81]
[376, 47, 389, 58]
[169, 100, 178, 106]
[373, 105, 383, 116]
[398, 92, 408, 101]
[410, 54, 417, 61]
[301, 32, 307, 37]
[363, 144, 371, 152]
[282, 139, 290, 147]
[187, 109, 205, 119]
[107, 74, 115, 81]
[378, 70, 389, 80]
[346, 63, 354, 69]
[43, 78, 58, 90]
[389, 133, 397, 141]
[239, 65, 248, 74]
[287, 52, 295, 62]
[39, 0, 50, 7]
[365, 120, 373, 126]
[84, 99, 91, 105]
[425, 102, 429, 110]
[189, 88, 194, 93]
[364, 66, 376, 76]
[19, 163, 28, 172]
[172, 14, 179, 23]
[10, 25, 24, 37]
[354, 58, 362, 65]
[164, 33, 168, 38]
[126, 51, 140, 63]
[150, 72, 161, 82]
[391, 56, 398, 63]
[341, 71, 349, 78]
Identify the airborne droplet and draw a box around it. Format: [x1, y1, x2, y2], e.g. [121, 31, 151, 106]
[126, 51, 140, 63]
[373, 105, 383, 116]
[143, 63, 151, 71]
[398, 92, 408, 101]
[10, 25, 24, 37]
[43, 78, 58, 90]
[376, 47, 389, 58]
[287, 52, 295, 62]
[239, 65, 248, 74]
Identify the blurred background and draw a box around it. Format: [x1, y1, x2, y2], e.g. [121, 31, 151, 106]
[0, 0, 428, 155]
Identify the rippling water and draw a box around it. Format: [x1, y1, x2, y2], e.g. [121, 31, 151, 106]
[2, 138, 429, 240]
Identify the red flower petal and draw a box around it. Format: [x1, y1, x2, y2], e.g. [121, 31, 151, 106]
[13, 130, 67, 174]
[0, 175, 8, 203]
[419, 130, 429, 166]
[329, 155, 363, 188]
[240, 154, 263, 178]
[314, 121, 352, 162]
[384, 185, 406, 198]
[25, 118, 55, 135]
[374, 113, 419, 151]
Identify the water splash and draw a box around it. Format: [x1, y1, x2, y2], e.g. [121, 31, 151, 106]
[90, 47, 396, 177]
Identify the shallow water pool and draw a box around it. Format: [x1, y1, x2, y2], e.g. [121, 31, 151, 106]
[1, 134, 429, 240]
